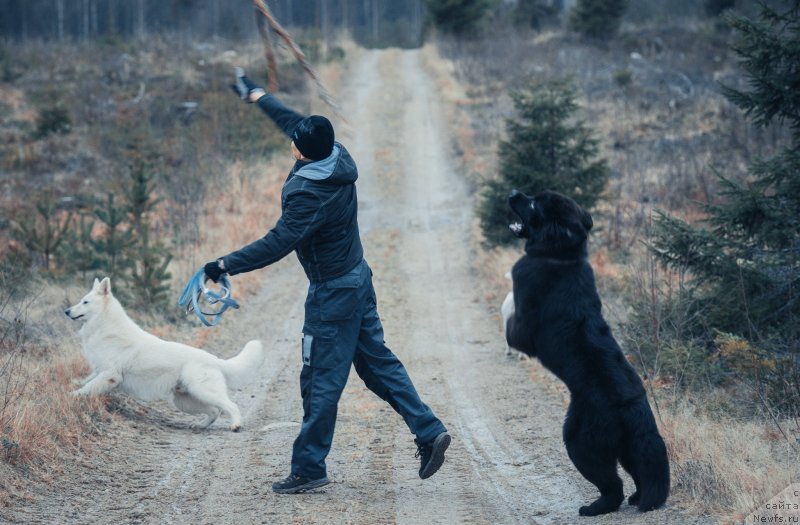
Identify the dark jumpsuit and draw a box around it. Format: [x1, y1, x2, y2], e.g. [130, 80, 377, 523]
[220, 93, 447, 479]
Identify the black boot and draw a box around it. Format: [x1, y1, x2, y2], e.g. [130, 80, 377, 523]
[415, 432, 451, 479]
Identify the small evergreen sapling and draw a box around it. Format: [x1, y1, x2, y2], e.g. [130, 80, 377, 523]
[478, 79, 608, 246]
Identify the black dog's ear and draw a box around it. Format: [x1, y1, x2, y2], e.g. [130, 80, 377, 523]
[581, 210, 593, 233]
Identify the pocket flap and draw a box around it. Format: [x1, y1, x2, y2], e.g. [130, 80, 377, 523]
[302, 324, 340, 369]
[325, 266, 361, 289]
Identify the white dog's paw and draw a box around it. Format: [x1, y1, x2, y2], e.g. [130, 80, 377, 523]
[70, 390, 82, 397]
[230, 424, 242, 433]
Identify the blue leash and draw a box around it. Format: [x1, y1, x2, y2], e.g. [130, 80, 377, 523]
[178, 269, 240, 327]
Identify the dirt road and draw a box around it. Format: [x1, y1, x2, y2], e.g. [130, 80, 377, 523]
[5, 50, 705, 525]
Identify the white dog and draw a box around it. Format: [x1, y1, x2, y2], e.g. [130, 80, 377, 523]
[501, 272, 527, 360]
[65, 277, 265, 432]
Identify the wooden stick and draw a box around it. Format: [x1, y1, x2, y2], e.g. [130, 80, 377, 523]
[252, 0, 344, 121]
[254, 7, 279, 92]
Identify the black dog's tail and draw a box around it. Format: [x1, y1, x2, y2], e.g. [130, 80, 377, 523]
[631, 425, 670, 512]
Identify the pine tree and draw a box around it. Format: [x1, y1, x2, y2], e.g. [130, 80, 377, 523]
[60, 212, 101, 282]
[569, 0, 628, 40]
[478, 79, 608, 246]
[705, 0, 736, 17]
[424, 0, 494, 35]
[92, 192, 135, 281]
[123, 162, 173, 309]
[651, 1, 800, 340]
[11, 192, 73, 273]
[514, 0, 561, 29]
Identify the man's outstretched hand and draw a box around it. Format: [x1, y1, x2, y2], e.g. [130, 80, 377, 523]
[204, 259, 226, 284]
[231, 67, 266, 103]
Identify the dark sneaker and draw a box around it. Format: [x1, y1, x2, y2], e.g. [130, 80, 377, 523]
[272, 473, 330, 494]
[415, 431, 451, 479]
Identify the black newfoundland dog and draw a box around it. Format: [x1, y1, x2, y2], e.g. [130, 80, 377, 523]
[505, 189, 669, 516]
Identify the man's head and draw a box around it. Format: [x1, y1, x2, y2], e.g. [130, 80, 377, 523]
[291, 115, 335, 161]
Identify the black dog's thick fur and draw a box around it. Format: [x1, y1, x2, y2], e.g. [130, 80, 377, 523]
[505, 190, 670, 516]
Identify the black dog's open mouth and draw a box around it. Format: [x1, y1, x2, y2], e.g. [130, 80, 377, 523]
[507, 189, 531, 238]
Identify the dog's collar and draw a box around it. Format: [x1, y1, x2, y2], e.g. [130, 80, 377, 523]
[536, 257, 581, 266]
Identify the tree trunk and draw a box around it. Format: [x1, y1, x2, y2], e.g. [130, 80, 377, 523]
[108, 0, 116, 35]
[413, 0, 422, 42]
[56, 0, 65, 41]
[91, 0, 98, 36]
[136, 0, 145, 40]
[82, 0, 90, 41]
[372, 0, 379, 44]
[321, 0, 329, 50]
[212, 0, 220, 37]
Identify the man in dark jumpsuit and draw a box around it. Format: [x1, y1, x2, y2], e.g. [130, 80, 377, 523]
[203, 70, 451, 494]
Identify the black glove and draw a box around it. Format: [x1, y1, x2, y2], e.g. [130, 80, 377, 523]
[203, 259, 226, 284]
[231, 67, 265, 102]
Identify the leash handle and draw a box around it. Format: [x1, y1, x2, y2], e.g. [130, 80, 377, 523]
[178, 269, 240, 327]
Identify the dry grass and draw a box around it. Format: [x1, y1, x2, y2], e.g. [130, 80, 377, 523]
[658, 400, 797, 521]
[0, 284, 110, 506]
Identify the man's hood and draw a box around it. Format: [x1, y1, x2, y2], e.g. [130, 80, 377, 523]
[295, 143, 358, 185]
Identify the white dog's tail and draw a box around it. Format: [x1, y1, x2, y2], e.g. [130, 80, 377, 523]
[220, 340, 265, 389]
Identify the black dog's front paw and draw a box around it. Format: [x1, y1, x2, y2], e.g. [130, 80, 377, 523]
[628, 491, 640, 506]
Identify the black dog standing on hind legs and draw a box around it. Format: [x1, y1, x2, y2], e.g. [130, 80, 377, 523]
[504, 189, 670, 517]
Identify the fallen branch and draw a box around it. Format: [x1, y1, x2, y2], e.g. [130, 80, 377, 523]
[253, 7, 279, 92]
[252, 0, 344, 122]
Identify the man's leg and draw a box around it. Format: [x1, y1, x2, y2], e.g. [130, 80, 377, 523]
[353, 280, 449, 478]
[277, 269, 366, 494]
[281, 357, 352, 491]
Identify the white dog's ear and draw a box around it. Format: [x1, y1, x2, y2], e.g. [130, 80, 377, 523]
[93, 277, 100, 289]
[98, 277, 112, 296]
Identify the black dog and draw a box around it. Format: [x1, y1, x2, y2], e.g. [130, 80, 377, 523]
[505, 189, 669, 516]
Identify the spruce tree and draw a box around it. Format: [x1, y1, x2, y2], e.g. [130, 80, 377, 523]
[651, 1, 800, 340]
[124, 162, 173, 309]
[569, 0, 628, 40]
[12, 192, 73, 273]
[478, 79, 608, 246]
[60, 212, 101, 282]
[424, 0, 494, 35]
[92, 192, 135, 282]
[705, 0, 736, 17]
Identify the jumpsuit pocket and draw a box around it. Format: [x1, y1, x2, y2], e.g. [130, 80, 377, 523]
[301, 323, 340, 369]
[318, 266, 362, 321]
